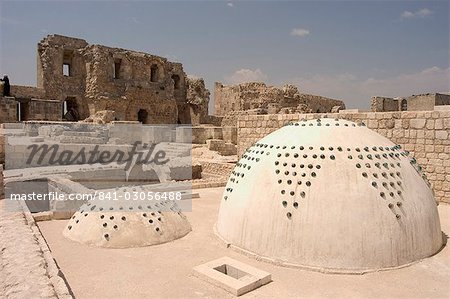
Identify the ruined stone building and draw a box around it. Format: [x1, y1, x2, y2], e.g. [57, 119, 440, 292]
[371, 93, 450, 112]
[214, 82, 345, 116]
[0, 35, 209, 125]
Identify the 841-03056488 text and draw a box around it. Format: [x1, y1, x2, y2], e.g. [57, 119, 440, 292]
[8, 191, 183, 201]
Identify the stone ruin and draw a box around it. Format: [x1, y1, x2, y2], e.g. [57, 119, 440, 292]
[371, 93, 450, 112]
[1, 33, 449, 299]
[214, 82, 346, 117]
[0, 34, 352, 160]
[186, 77, 211, 125]
[0, 35, 210, 125]
[82, 110, 116, 124]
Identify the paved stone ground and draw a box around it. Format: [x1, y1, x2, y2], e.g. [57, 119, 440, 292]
[39, 187, 450, 298]
[0, 199, 64, 299]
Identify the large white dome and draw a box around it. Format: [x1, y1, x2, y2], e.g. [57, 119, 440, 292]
[217, 118, 443, 273]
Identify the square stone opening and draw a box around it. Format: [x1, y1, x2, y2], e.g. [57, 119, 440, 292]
[214, 264, 250, 280]
[193, 256, 271, 296]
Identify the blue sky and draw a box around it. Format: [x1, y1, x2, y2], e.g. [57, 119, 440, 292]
[1, 0, 449, 110]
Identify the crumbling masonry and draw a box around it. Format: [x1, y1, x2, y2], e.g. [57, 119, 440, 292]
[214, 82, 345, 116]
[1, 35, 210, 125]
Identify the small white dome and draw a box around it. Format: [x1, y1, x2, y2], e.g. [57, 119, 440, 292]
[64, 197, 191, 248]
[217, 118, 442, 273]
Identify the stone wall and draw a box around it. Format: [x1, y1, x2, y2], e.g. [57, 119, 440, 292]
[10, 85, 46, 99]
[36, 35, 188, 123]
[237, 110, 450, 204]
[0, 133, 5, 165]
[2, 34, 203, 124]
[4, 34, 214, 125]
[0, 97, 17, 123]
[408, 93, 450, 111]
[214, 82, 345, 117]
[191, 126, 223, 144]
[1, 96, 61, 122]
[0, 164, 3, 199]
[190, 126, 237, 145]
[371, 93, 450, 112]
[186, 77, 210, 125]
[371, 96, 400, 112]
[436, 93, 450, 106]
[206, 139, 237, 156]
[27, 99, 61, 121]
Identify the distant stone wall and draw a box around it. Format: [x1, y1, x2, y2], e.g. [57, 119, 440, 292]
[0, 133, 4, 165]
[371, 96, 399, 112]
[186, 77, 210, 125]
[371, 93, 450, 112]
[190, 126, 237, 145]
[206, 139, 237, 156]
[0, 97, 17, 123]
[0, 164, 3, 199]
[10, 85, 46, 99]
[237, 111, 450, 204]
[191, 126, 223, 144]
[36, 34, 188, 124]
[436, 93, 450, 106]
[408, 94, 437, 111]
[0, 96, 61, 123]
[28, 99, 61, 121]
[203, 115, 223, 127]
[295, 93, 345, 113]
[214, 82, 345, 116]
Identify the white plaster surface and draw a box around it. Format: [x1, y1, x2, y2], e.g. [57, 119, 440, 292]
[218, 118, 443, 272]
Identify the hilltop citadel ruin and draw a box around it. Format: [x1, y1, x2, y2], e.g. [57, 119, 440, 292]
[0, 34, 450, 298]
[1, 35, 347, 125]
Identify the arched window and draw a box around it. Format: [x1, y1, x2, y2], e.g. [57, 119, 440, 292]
[401, 99, 407, 111]
[171, 74, 180, 89]
[150, 65, 158, 82]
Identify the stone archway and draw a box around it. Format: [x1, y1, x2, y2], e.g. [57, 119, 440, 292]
[63, 97, 80, 121]
[137, 109, 149, 124]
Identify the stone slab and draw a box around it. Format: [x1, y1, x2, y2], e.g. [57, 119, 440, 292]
[193, 256, 271, 296]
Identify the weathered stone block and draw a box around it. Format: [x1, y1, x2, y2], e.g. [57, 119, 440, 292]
[410, 119, 426, 129]
[435, 130, 448, 140]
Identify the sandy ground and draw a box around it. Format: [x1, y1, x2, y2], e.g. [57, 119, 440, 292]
[38, 187, 450, 299]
